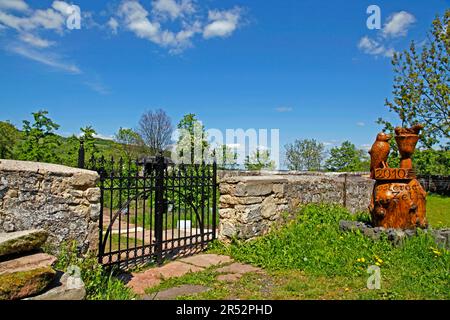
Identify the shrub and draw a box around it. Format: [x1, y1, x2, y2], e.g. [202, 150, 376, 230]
[55, 242, 135, 300]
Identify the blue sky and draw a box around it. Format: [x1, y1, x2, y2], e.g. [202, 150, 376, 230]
[0, 0, 449, 163]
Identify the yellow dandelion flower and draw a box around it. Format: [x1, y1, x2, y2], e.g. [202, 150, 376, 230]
[361, 257, 366, 263]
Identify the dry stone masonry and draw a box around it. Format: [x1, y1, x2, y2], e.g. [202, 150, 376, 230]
[339, 220, 450, 249]
[0, 159, 101, 254]
[218, 171, 374, 241]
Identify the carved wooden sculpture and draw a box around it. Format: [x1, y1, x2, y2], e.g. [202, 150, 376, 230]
[369, 125, 427, 229]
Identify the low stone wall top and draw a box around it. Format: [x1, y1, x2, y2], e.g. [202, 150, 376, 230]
[218, 170, 374, 242]
[0, 159, 101, 254]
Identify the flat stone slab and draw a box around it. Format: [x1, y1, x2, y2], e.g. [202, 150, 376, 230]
[216, 263, 261, 275]
[179, 254, 233, 268]
[157, 261, 204, 280]
[0, 253, 56, 275]
[0, 229, 48, 257]
[217, 273, 243, 282]
[0, 253, 56, 300]
[127, 271, 162, 295]
[145, 285, 211, 300]
[25, 270, 86, 300]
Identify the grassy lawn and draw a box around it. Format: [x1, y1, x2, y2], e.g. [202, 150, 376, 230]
[146, 204, 450, 300]
[427, 194, 450, 227]
[129, 209, 212, 230]
[107, 234, 144, 252]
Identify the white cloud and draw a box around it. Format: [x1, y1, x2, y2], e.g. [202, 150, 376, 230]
[9, 45, 81, 74]
[118, 0, 201, 53]
[356, 121, 365, 127]
[119, 0, 161, 42]
[52, 1, 73, 17]
[360, 144, 371, 151]
[30, 8, 66, 31]
[0, 10, 23, 29]
[112, 1, 245, 53]
[84, 80, 110, 95]
[358, 11, 414, 58]
[152, 0, 194, 20]
[203, 7, 241, 39]
[383, 11, 416, 38]
[358, 36, 394, 57]
[19, 33, 55, 48]
[107, 17, 119, 34]
[275, 107, 293, 113]
[0, 5, 67, 32]
[0, 0, 29, 12]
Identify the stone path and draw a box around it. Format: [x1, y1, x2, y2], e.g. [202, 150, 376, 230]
[144, 285, 211, 300]
[126, 253, 263, 299]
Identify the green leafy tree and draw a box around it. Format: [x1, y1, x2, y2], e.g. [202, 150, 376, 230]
[58, 135, 82, 167]
[285, 139, 325, 171]
[245, 148, 275, 171]
[325, 141, 370, 172]
[378, 10, 449, 148]
[80, 125, 99, 159]
[0, 121, 20, 159]
[215, 144, 238, 169]
[413, 148, 450, 175]
[176, 114, 209, 164]
[114, 127, 144, 160]
[16, 110, 61, 163]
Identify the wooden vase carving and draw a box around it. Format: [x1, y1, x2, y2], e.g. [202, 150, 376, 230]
[369, 125, 427, 229]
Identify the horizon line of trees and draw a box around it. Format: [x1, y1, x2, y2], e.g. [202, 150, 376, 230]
[0, 109, 448, 175]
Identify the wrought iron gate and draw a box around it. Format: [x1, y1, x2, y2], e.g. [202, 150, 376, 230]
[87, 153, 217, 268]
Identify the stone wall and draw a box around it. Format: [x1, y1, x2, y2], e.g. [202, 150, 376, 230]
[418, 175, 450, 196]
[0, 160, 100, 254]
[218, 170, 374, 241]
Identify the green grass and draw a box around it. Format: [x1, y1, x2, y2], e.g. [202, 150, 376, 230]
[106, 234, 144, 253]
[202, 204, 450, 300]
[427, 194, 450, 228]
[125, 206, 218, 231]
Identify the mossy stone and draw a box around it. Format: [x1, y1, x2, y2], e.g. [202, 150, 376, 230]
[0, 266, 56, 300]
[0, 230, 48, 257]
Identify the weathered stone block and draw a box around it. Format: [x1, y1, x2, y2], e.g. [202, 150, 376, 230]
[219, 208, 235, 219]
[0, 253, 57, 300]
[238, 197, 263, 205]
[84, 188, 101, 203]
[219, 221, 237, 238]
[220, 195, 239, 205]
[273, 183, 285, 196]
[219, 183, 235, 195]
[0, 229, 48, 257]
[0, 266, 56, 300]
[261, 195, 277, 219]
[235, 204, 262, 224]
[25, 270, 86, 300]
[69, 172, 99, 190]
[235, 183, 273, 197]
[237, 222, 269, 239]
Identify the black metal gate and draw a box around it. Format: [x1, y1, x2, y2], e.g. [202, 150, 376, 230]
[86, 153, 217, 268]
